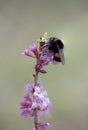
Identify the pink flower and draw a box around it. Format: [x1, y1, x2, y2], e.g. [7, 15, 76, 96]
[30, 44, 39, 57]
[35, 63, 42, 72]
[33, 123, 50, 130]
[35, 63, 47, 74]
[38, 123, 50, 130]
[37, 81, 43, 88]
[25, 82, 43, 94]
[25, 83, 34, 94]
[32, 86, 51, 113]
[22, 44, 39, 58]
[22, 49, 35, 58]
[39, 69, 47, 74]
[20, 82, 50, 118]
[20, 94, 34, 118]
[40, 55, 52, 66]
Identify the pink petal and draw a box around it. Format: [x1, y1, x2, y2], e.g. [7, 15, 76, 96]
[30, 44, 39, 57]
[22, 49, 35, 58]
[39, 69, 47, 74]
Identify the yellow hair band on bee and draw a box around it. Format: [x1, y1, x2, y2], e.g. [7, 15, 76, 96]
[53, 38, 59, 42]
[55, 53, 61, 57]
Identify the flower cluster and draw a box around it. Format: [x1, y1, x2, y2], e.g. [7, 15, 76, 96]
[23, 43, 53, 74]
[20, 33, 52, 130]
[20, 33, 64, 130]
[22, 44, 39, 58]
[20, 82, 51, 118]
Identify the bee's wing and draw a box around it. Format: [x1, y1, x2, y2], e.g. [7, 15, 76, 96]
[56, 44, 65, 65]
[59, 49, 65, 65]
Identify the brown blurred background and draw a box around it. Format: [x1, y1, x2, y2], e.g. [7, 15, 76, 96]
[0, 0, 88, 130]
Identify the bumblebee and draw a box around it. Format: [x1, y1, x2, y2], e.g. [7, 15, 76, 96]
[46, 37, 65, 64]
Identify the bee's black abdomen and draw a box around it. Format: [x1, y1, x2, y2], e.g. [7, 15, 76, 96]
[48, 42, 58, 52]
[48, 37, 64, 53]
[47, 37, 64, 63]
[57, 40, 64, 49]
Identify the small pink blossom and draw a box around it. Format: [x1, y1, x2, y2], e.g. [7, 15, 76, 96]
[39, 69, 47, 74]
[33, 86, 51, 113]
[20, 94, 33, 118]
[25, 83, 34, 94]
[25, 82, 43, 94]
[38, 123, 50, 130]
[37, 82, 43, 89]
[22, 44, 39, 58]
[22, 49, 35, 58]
[30, 44, 39, 57]
[40, 55, 52, 66]
[35, 63, 47, 74]
[35, 63, 42, 72]
[33, 123, 50, 130]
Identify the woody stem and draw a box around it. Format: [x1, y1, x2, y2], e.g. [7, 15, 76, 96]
[34, 71, 39, 130]
[34, 44, 42, 130]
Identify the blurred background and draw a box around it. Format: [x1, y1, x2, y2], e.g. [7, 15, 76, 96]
[0, 0, 88, 130]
